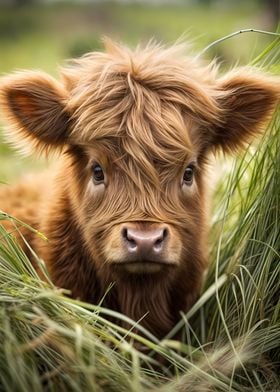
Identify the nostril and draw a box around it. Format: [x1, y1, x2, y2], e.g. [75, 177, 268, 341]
[153, 228, 168, 251]
[122, 228, 128, 241]
[122, 227, 137, 250]
[163, 228, 168, 240]
[154, 238, 163, 251]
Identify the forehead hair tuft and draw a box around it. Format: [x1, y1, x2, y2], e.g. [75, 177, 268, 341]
[62, 40, 222, 187]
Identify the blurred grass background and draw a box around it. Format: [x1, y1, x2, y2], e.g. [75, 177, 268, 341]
[0, 2, 280, 390]
[0, 0, 279, 182]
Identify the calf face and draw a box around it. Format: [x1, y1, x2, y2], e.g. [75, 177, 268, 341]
[0, 41, 279, 335]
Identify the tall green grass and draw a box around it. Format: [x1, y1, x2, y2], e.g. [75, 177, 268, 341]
[0, 35, 279, 391]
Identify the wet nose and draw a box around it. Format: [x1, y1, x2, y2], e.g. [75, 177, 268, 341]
[122, 226, 168, 256]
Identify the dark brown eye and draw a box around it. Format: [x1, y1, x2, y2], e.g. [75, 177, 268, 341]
[183, 166, 194, 185]
[92, 164, 104, 184]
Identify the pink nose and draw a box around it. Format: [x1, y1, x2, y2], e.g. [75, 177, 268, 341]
[122, 226, 168, 257]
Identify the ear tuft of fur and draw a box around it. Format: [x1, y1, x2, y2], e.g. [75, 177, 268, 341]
[0, 71, 71, 156]
[212, 69, 280, 153]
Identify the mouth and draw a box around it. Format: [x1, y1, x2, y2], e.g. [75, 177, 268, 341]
[111, 260, 178, 274]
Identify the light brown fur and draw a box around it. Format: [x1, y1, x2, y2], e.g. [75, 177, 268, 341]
[0, 40, 279, 338]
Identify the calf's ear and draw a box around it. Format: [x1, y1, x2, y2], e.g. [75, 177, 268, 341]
[212, 70, 280, 153]
[0, 71, 71, 155]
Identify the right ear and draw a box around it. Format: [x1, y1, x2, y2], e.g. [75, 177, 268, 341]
[0, 71, 71, 155]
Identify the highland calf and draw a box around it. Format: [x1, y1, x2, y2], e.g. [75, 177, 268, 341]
[0, 41, 279, 338]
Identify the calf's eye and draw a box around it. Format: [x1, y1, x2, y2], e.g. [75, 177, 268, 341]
[183, 166, 194, 185]
[92, 164, 105, 184]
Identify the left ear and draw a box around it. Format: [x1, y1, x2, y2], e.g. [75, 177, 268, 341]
[211, 70, 280, 153]
[0, 71, 71, 155]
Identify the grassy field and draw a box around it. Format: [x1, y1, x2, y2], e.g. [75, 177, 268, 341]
[0, 2, 280, 391]
[0, 2, 272, 74]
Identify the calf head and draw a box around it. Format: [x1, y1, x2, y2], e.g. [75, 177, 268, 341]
[0, 41, 279, 331]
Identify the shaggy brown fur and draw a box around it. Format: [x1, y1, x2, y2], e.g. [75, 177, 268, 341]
[0, 40, 279, 338]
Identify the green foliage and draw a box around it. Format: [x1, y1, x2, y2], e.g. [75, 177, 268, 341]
[68, 37, 103, 58]
[0, 18, 279, 391]
[0, 2, 270, 74]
